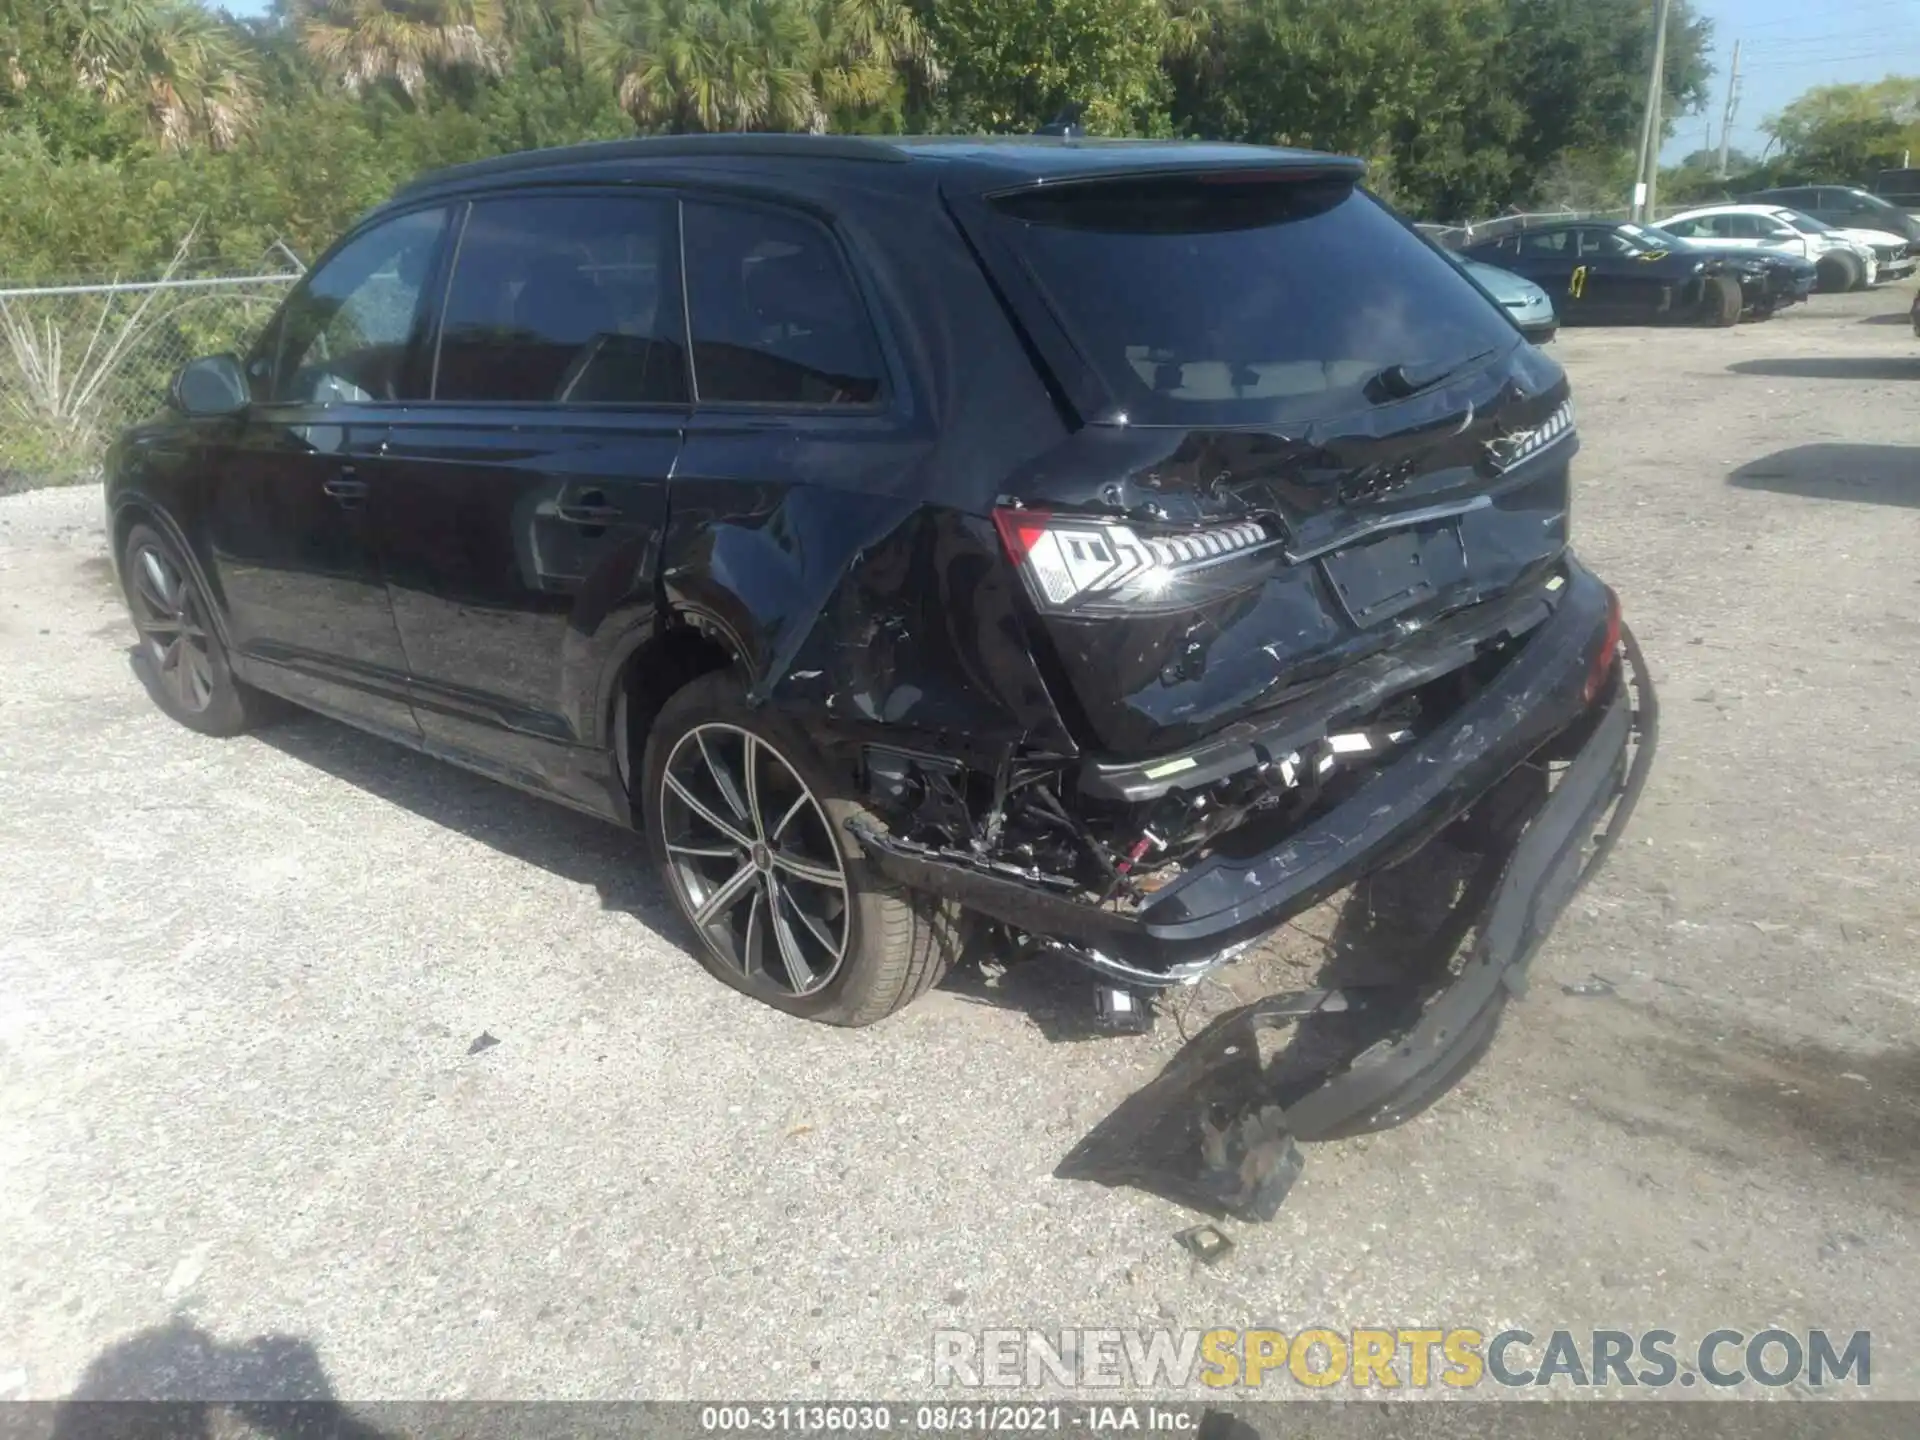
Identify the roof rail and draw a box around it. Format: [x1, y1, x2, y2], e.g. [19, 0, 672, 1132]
[395, 133, 909, 198]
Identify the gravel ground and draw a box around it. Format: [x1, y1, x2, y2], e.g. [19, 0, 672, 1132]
[2, 287, 1917, 1405]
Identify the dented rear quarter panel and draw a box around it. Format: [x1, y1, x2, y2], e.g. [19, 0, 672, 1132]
[655, 166, 1080, 768]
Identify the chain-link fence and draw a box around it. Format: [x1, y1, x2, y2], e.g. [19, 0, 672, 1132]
[0, 267, 300, 488]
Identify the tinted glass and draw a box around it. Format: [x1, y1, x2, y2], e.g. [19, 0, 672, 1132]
[434, 195, 687, 405]
[991, 176, 1516, 425]
[1518, 231, 1568, 257]
[269, 207, 445, 405]
[681, 201, 883, 406]
[1663, 217, 1704, 237]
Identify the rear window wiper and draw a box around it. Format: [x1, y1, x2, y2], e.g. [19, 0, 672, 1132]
[1364, 348, 1498, 404]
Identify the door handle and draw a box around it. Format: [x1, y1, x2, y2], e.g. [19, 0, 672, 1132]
[323, 469, 369, 508]
[555, 490, 621, 527]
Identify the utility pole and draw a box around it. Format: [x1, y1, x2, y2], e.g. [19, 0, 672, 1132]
[1717, 39, 1741, 179]
[1632, 0, 1673, 220]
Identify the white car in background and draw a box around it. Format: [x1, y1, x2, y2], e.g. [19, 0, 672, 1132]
[1659, 203, 1901, 292]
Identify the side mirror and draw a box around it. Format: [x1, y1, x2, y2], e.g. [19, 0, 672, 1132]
[171, 354, 249, 417]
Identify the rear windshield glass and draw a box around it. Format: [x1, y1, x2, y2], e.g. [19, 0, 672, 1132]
[991, 175, 1516, 426]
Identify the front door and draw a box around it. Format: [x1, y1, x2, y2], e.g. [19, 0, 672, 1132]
[368, 192, 688, 806]
[204, 204, 448, 738]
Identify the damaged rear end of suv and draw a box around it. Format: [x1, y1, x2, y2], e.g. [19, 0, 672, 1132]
[795, 147, 1658, 1214]
[683, 140, 1657, 1214]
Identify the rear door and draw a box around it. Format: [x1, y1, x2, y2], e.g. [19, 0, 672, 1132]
[368, 190, 688, 804]
[204, 205, 447, 738]
[664, 192, 920, 685]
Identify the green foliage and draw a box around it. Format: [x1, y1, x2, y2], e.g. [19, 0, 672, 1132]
[1167, 0, 1521, 216]
[2, 0, 265, 152]
[1764, 78, 1920, 184]
[919, 0, 1173, 137]
[0, 0, 1737, 285]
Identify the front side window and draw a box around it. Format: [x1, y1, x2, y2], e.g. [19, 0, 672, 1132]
[681, 201, 885, 406]
[268, 207, 446, 405]
[433, 194, 688, 405]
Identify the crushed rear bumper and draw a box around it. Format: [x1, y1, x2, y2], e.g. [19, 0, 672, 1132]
[854, 559, 1638, 979]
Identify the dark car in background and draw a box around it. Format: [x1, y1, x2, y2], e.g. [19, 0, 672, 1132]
[1745, 185, 1920, 246]
[1874, 168, 1920, 212]
[1463, 219, 1813, 325]
[103, 135, 1652, 1206]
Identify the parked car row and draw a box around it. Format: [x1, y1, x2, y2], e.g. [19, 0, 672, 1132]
[1444, 188, 1919, 334]
[1661, 204, 1911, 292]
[1457, 218, 1816, 329]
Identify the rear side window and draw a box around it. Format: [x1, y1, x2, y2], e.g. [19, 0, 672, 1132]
[681, 201, 884, 406]
[990, 175, 1516, 426]
[434, 194, 688, 405]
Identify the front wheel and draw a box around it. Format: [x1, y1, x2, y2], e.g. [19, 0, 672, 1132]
[641, 672, 961, 1025]
[1696, 275, 1743, 327]
[1815, 251, 1864, 293]
[120, 522, 262, 737]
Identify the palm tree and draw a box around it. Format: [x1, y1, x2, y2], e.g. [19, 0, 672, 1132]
[501, 0, 595, 70]
[812, 0, 936, 122]
[27, 0, 262, 150]
[585, 0, 930, 134]
[585, 0, 819, 133]
[293, 0, 507, 100]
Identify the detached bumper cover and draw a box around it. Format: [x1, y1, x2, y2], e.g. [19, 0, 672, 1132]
[1055, 624, 1657, 1221]
[855, 559, 1625, 973]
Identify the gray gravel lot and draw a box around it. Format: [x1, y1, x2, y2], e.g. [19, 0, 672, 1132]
[2, 288, 1918, 1404]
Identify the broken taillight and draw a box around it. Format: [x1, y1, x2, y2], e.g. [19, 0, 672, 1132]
[1584, 587, 1623, 705]
[992, 506, 1277, 616]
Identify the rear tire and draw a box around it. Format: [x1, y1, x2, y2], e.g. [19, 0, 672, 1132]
[1697, 275, 1743, 327]
[642, 671, 961, 1026]
[120, 522, 262, 737]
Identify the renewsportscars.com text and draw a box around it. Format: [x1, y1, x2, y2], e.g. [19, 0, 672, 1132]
[931, 1327, 1871, 1391]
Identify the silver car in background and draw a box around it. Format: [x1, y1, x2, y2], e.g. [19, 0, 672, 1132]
[1450, 252, 1559, 343]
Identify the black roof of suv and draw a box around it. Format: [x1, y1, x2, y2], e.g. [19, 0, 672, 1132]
[394, 132, 1363, 201]
[105, 134, 1651, 1196]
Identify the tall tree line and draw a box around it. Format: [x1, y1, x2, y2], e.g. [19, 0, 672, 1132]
[0, 0, 1716, 278]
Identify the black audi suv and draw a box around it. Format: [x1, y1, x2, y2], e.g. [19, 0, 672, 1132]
[106, 135, 1653, 1178]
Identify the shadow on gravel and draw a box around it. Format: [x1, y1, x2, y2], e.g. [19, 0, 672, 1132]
[48, 1316, 388, 1438]
[1728, 442, 1920, 507]
[257, 712, 674, 927]
[1629, 1026, 1920, 1191]
[1727, 356, 1920, 380]
[1856, 312, 1915, 326]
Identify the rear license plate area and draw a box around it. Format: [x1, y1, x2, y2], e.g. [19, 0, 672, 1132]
[1320, 521, 1468, 625]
